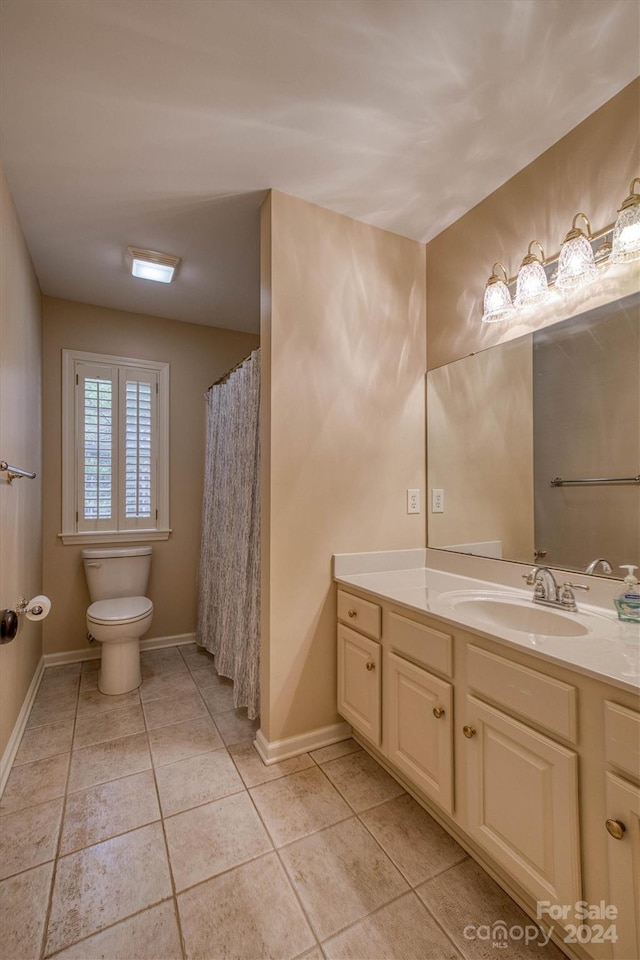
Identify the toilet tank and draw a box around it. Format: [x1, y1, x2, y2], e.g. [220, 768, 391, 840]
[82, 546, 152, 601]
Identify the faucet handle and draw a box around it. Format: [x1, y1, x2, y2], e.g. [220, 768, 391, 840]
[560, 582, 589, 609]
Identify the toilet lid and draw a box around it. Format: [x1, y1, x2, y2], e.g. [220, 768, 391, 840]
[87, 596, 153, 625]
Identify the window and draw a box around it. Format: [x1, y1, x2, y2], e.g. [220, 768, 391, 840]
[61, 350, 170, 544]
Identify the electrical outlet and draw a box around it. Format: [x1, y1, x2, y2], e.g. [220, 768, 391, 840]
[432, 488, 444, 513]
[407, 489, 420, 514]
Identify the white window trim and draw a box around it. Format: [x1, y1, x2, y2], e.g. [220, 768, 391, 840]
[60, 349, 170, 545]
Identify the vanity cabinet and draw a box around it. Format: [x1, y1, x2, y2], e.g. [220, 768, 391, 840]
[335, 584, 640, 960]
[603, 701, 640, 959]
[337, 604, 382, 746]
[463, 694, 581, 908]
[385, 652, 453, 812]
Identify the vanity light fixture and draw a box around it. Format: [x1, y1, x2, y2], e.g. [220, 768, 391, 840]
[481, 262, 514, 323]
[611, 178, 640, 263]
[555, 213, 598, 289]
[514, 241, 550, 307]
[126, 246, 181, 284]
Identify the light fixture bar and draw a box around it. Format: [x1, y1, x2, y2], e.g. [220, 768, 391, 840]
[126, 246, 181, 284]
[501, 223, 615, 295]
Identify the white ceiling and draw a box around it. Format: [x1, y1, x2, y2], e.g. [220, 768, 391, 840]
[1, 0, 638, 334]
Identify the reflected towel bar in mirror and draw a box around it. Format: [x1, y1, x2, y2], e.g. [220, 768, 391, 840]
[550, 475, 640, 486]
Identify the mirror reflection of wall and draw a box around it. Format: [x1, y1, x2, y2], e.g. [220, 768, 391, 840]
[427, 292, 640, 577]
[533, 298, 639, 573]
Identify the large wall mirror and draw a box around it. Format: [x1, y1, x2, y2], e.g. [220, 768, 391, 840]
[427, 291, 640, 578]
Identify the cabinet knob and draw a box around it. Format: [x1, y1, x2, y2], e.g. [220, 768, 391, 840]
[433, 706, 445, 719]
[605, 818, 626, 840]
[462, 724, 476, 739]
[365, 661, 375, 671]
[347, 609, 357, 618]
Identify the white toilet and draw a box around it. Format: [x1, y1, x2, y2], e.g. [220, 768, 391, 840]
[82, 546, 154, 695]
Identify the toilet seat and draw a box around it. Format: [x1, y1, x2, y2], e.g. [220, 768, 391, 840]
[87, 596, 153, 626]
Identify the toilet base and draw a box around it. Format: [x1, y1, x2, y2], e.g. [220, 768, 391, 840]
[98, 638, 141, 695]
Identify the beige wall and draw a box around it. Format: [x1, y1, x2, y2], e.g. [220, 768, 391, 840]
[0, 168, 43, 759]
[42, 298, 258, 655]
[426, 79, 640, 371]
[261, 190, 426, 743]
[427, 336, 534, 562]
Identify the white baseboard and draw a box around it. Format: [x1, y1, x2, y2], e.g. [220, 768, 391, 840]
[0, 656, 45, 797]
[43, 633, 197, 667]
[254, 721, 352, 765]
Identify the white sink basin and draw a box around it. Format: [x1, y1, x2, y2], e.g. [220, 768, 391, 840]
[436, 589, 615, 638]
[449, 596, 589, 637]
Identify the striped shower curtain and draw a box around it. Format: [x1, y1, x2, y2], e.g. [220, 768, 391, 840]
[196, 349, 261, 719]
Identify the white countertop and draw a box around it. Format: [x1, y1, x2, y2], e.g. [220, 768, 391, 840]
[334, 555, 640, 694]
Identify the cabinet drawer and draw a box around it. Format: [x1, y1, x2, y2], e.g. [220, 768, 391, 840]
[387, 611, 452, 678]
[605, 701, 640, 780]
[337, 590, 381, 639]
[467, 645, 577, 742]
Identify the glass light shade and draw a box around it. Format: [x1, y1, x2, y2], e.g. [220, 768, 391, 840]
[611, 203, 640, 263]
[514, 243, 549, 307]
[556, 222, 597, 289]
[482, 275, 514, 323]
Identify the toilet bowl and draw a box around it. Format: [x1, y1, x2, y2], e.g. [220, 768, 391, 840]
[82, 547, 153, 695]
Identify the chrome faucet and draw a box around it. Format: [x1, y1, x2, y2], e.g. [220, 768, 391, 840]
[584, 558, 613, 575]
[523, 566, 589, 612]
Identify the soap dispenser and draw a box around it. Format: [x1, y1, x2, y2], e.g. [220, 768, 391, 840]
[614, 566, 640, 622]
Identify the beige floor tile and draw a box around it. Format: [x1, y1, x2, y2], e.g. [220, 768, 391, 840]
[73, 703, 145, 748]
[60, 769, 160, 854]
[197, 678, 236, 715]
[280, 817, 409, 941]
[27, 694, 76, 729]
[142, 690, 208, 730]
[179, 643, 216, 669]
[142, 645, 186, 667]
[77, 687, 140, 718]
[141, 653, 189, 682]
[49, 900, 182, 959]
[79, 660, 100, 692]
[178, 852, 315, 960]
[322, 891, 461, 960]
[165, 791, 272, 890]
[213, 707, 260, 745]
[416, 859, 565, 959]
[148, 714, 223, 766]
[36, 670, 80, 701]
[250, 766, 351, 847]
[229, 741, 315, 788]
[360, 793, 467, 886]
[0, 753, 70, 815]
[310, 739, 362, 765]
[295, 950, 325, 960]
[321, 750, 405, 812]
[0, 861, 54, 960]
[14, 719, 74, 765]
[140, 669, 199, 703]
[155, 747, 243, 816]
[68, 732, 151, 792]
[0, 798, 63, 880]
[45, 822, 172, 956]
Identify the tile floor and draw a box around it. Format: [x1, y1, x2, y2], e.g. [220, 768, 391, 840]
[0, 644, 566, 960]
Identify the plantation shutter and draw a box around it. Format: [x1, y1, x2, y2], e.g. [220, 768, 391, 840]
[119, 371, 158, 528]
[76, 363, 117, 531]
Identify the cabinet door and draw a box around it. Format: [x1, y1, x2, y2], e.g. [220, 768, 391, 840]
[464, 695, 581, 909]
[337, 624, 381, 746]
[386, 653, 453, 813]
[605, 772, 640, 960]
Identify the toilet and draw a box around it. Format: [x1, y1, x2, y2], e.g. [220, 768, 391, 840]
[82, 546, 153, 695]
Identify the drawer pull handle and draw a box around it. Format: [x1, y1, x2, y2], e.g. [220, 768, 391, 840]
[463, 724, 476, 739]
[365, 661, 375, 671]
[347, 609, 357, 618]
[605, 819, 626, 840]
[433, 706, 445, 719]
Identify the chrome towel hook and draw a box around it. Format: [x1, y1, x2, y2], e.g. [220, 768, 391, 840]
[1, 460, 37, 483]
